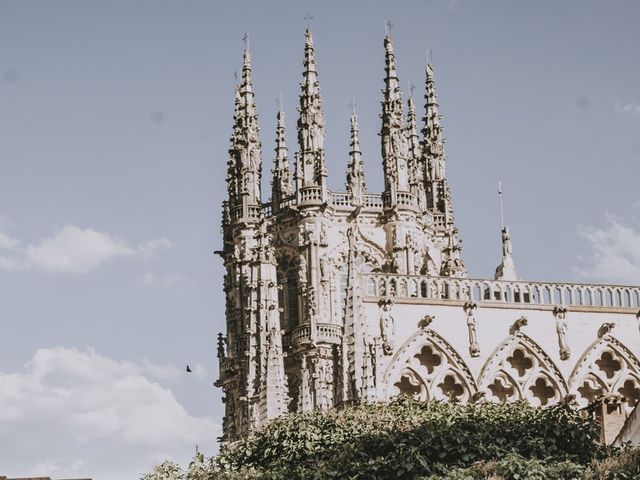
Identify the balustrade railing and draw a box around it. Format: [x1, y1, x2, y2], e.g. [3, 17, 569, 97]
[290, 322, 343, 345]
[363, 273, 640, 310]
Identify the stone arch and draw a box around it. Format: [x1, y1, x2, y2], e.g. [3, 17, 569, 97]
[384, 328, 477, 402]
[478, 333, 568, 406]
[569, 335, 640, 412]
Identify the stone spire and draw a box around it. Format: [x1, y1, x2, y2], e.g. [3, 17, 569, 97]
[296, 29, 327, 201]
[226, 85, 242, 209]
[228, 46, 263, 218]
[406, 96, 425, 210]
[271, 109, 292, 210]
[422, 63, 445, 182]
[346, 111, 366, 205]
[495, 226, 518, 281]
[380, 34, 410, 204]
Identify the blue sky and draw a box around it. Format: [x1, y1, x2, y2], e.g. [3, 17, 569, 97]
[1, 1, 639, 478]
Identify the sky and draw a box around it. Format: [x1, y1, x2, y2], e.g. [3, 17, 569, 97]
[0, 0, 639, 478]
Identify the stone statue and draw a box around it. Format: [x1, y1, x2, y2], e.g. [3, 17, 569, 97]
[554, 307, 570, 360]
[463, 301, 480, 357]
[379, 299, 395, 355]
[298, 256, 308, 284]
[502, 227, 512, 256]
[319, 222, 328, 246]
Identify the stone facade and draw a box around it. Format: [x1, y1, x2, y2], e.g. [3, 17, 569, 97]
[215, 29, 640, 443]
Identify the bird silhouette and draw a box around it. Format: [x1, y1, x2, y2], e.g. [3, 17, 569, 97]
[186, 365, 192, 373]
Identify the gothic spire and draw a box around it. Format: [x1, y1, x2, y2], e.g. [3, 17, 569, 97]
[380, 34, 410, 202]
[271, 109, 292, 209]
[422, 63, 445, 181]
[406, 96, 425, 209]
[226, 85, 242, 208]
[296, 29, 327, 199]
[229, 45, 263, 215]
[346, 111, 366, 204]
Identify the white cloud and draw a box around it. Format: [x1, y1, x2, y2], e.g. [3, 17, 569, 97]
[138, 238, 174, 259]
[0, 225, 173, 274]
[617, 102, 640, 115]
[0, 231, 21, 250]
[137, 271, 196, 290]
[576, 214, 640, 284]
[25, 225, 135, 273]
[0, 347, 219, 480]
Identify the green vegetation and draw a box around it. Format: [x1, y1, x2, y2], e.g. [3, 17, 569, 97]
[143, 398, 640, 480]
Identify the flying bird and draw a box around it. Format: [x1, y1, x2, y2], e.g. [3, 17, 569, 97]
[186, 365, 192, 373]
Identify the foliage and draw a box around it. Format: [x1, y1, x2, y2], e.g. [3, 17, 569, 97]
[142, 398, 640, 480]
[141, 460, 185, 480]
[588, 446, 640, 480]
[214, 397, 599, 478]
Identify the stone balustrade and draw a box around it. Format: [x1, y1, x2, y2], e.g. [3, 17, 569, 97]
[363, 273, 640, 310]
[289, 322, 343, 346]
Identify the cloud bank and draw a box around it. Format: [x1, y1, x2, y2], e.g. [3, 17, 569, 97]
[0, 347, 218, 479]
[576, 214, 640, 284]
[0, 225, 172, 273]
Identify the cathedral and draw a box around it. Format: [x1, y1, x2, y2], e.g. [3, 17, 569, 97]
[215, 28, 640, 442]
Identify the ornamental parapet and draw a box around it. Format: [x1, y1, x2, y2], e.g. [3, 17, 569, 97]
[289, 322, 343, 346]
[363, 273, 640, 311]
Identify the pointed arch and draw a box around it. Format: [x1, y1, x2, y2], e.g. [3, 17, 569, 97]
[569, 335, 640, 412]
[478, 333, 568, 406]
[384, 328, 477, 402]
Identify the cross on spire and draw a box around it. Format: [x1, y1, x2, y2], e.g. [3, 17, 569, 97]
[409, 82, 416, 97]
[348, 97, 357, 115]
[385, 20, 394, 36]
[242, 33, 250, 50]
[304, 14, 314, 28]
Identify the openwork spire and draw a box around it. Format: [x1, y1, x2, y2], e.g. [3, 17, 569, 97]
[380, 34, 410, 199]
[346, 111, 366, 205]
[271, 109, 292, 209]
[228, 46, 263, 212]
[422, 63, 445, 181]
[296, 29, 327, 195]
[226, 85, 242, 207]
[406, 96, 425, 209]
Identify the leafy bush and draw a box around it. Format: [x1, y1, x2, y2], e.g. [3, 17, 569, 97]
[142, 398, 640, 480]
[213, 397, 599, 479]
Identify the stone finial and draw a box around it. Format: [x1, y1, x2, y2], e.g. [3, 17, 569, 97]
[272, 109, 292, 208]
[346, 111, 366, 204]
[494, 226, 519, 281]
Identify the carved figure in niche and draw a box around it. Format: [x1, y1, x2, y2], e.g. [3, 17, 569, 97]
[463, 301, 480, 357]
[553, 307, 570, 360]
[307, 288, 318, 317]
[319, 256, 330, 282]
[319, 222, 328, 246]
[393, 225, 406, 249]
[502, 227, 513, 256]
[379, 299, 395, 355]
[298, 256, 308, 285]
